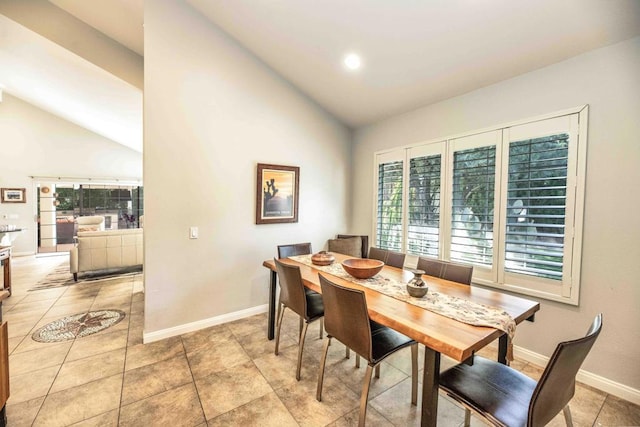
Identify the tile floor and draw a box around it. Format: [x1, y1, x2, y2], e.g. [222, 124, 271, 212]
[4, 254, 640, 426]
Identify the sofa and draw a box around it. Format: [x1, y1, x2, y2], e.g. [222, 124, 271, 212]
[70, 228, 143, 281]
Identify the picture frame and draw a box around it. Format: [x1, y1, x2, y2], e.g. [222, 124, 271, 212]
[256, 163, 299, 224]
[1, 188, 26, 203]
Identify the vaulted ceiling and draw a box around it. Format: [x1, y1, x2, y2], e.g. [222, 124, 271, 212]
[1, 0, 639, 152]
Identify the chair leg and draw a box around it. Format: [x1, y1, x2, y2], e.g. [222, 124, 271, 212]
[563, 405, 574, 427]
[274, 304, 286, 356]
[319, 318, 324, 339]
[358, 365, 374, 427]
[411, 343, 418, 405]
[356, 354, 360, 368]
[464, 409, 471, 427]
[345, 346, 350, 359]
[374, 364, 381, 379]
[316, 337, 332, 401]
[296, 322, 309, 381]
[299, 318, 304, 342]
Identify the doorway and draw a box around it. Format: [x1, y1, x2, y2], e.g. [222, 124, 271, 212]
[37, 182, 144, 254]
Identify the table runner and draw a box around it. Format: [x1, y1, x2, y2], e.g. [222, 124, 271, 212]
[290, 254, 516, 360]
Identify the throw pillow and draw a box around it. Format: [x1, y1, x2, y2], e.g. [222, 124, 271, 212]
[328, 236, 362, 257]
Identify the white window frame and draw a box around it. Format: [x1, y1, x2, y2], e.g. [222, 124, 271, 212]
[373, 105, 588, 305]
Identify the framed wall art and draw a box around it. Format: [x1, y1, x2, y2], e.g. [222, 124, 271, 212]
[256, 163, 299, 224]
[1, 188, 26, 203]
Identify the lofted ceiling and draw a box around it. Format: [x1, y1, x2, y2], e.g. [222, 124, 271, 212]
[1, 0, 639, 152]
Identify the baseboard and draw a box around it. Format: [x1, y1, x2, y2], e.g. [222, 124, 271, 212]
[143, 304, 269, 344]
[514, 345, 640, 406]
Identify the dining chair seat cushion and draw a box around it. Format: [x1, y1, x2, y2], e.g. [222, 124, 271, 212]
[369, 320, 415, 364]
[328, 237, 362, 258]
[305, 290, 325, 320]
[439, 356, 536, 427]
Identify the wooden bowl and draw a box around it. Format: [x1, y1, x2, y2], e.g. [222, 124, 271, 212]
[341, 258, 384, 279]
[311, 251, 335, 266]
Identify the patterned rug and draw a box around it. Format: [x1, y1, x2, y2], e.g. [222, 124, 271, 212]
[29, 261, 142, 292]
[31, 310, 126, 342]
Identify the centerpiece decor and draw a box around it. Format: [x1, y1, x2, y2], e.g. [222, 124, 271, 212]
[406, 268, 428, 297]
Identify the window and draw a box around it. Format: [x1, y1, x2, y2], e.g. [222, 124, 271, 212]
[376, 153, 403, 252]
[407, 144, 444, 257]
[374, 107, 587, 304]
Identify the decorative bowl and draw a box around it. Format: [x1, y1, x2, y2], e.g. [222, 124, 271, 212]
[311, 251, 335, 266]
[341, 258, 384, 279]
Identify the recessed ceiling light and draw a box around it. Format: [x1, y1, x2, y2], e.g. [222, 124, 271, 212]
[343, 53, 362, 71]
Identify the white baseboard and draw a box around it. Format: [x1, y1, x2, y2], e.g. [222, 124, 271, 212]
[514, 345, 640, 406]
[143, 304, 269, 344]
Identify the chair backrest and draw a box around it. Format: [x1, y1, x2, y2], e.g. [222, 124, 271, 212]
[76, 215, 105, 232]
[336, 234, 369, 258]
[369, 247, 406, 269]
[386, 250, 406, 269]
[416, 257, 473, 285]
[277, 242, 312, 258]
[274, 258, 307, 318]
[319, 274, 373, 362]
[528, 313, 603, 426]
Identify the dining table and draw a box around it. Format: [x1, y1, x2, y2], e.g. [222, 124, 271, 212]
[262, 254, 540, 426]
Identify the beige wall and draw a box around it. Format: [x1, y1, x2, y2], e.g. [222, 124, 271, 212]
[143, 0, 351, 334]
[0, 93, 142, 254]
[352, 37, 640, 391]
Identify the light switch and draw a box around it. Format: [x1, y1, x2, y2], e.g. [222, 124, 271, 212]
[190, 226, 198, 239]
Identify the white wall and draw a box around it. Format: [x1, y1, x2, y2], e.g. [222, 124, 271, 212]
[0, 93, 142, 254]
[352, 37, 640, 392]
[143, 0, 351, 334]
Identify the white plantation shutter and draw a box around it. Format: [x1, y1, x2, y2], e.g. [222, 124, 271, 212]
[372, 107, 586, 304]
[376, 153, 404, 252]
[407, 143, 445, 257]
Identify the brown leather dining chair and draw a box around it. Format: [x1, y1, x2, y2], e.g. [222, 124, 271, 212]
[316, 273, 418, 427]
[277, 242, 312, 258]
[368, 247, 406, 269]
[417, 257, 474, 285]
[439, 313, 603, 427]
[273, 258, 324, 380]
[276, 242, 323, 339]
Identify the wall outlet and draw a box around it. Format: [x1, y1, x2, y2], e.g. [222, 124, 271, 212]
[189, 226, 198, 239]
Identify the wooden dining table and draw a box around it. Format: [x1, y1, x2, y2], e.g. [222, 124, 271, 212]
[262, 254, 540, 426]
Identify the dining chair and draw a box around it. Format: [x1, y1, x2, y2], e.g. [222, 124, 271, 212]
[276, 243, 323, 340]
[336, 234, 369, 258]
[277, 242, 312, 258]
[368, 247, 406, 269]
[316, 273, 418, 427]
[439, 313, 603, 427]
[417, 257, 474, 285]
[273, 258, 324, 380]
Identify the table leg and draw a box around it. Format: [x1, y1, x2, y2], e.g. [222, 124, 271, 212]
[421, 347, 440, 427]
[498, 334, 508, 365]
[267, 270, 277, 340]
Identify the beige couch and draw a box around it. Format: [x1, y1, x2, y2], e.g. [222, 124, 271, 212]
[70, 228, 143, 281]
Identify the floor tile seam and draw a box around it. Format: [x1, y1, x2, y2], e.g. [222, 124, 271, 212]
[591, 393, 609, 426]
[117, 288, 135, 427]
[202, 359, 294, 426]
[178, 335, 209, 424]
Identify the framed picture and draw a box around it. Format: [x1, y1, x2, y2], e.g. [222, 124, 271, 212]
[1, 188, 26, 203]
[256, 163, 299, 224]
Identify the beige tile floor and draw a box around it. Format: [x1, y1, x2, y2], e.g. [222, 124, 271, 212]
[4, 254, 640, 426]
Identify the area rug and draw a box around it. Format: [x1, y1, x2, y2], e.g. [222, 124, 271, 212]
[29, 261, 142, 292]
[31, 309, 126, 342]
